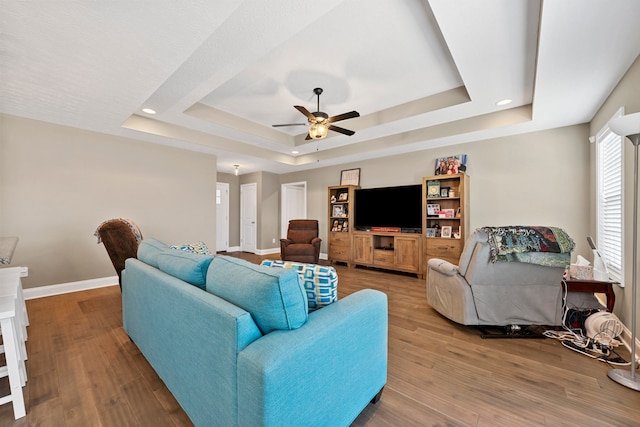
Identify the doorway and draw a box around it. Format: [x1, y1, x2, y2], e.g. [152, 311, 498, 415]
[215, 182, 229, 252]
[281, 182, 307, 239]
[240, 183, 257, 253]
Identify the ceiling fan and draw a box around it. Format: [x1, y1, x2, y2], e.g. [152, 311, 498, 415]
[272, 87, 360, 140]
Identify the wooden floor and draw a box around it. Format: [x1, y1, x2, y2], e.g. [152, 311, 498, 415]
[2, 252, 639, 426]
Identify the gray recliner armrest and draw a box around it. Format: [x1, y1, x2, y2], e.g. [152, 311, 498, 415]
[427, 258, 459, 276]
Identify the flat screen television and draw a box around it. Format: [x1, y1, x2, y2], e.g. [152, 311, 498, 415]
[354, 184, 422, 232]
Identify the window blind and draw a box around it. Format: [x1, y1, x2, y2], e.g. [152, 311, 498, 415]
[596, 110, 624, 282]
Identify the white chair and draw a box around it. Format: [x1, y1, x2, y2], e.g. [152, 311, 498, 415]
[0, 267, 28, 419]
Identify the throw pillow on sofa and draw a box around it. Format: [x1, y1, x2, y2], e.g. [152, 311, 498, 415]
[137, 238, 170, 268]
[157, 250, 214, 289]
[260, 260, 338, 311]
[206, 256, 308, 334]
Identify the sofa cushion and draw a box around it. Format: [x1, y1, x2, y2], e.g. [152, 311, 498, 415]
[260, 260, 338, 311]
[157, 250, 214, 289]
[206, 256, 308, 334]
[137, 238, 169, 268]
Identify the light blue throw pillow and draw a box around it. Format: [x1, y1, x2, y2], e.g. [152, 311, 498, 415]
[137, 238, 169, 268]
[157, 250, 214, 289]
[206, 256, 308, 334]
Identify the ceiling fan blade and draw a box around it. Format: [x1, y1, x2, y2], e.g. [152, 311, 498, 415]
[272, 123, 306, 127]
[294, 105, 315, 121]
[328, 125, 355, 136]
[328, 110, 360, 123]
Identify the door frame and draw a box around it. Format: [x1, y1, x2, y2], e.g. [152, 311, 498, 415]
[281, 181, 307, 239]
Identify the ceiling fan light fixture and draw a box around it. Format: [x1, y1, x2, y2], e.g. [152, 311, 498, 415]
[309, 121, 328, 139]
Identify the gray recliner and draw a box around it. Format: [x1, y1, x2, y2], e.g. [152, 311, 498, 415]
[427, 228, 571, 326]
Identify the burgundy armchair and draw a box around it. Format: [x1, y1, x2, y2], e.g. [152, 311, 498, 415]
[280, 219, 322, 264]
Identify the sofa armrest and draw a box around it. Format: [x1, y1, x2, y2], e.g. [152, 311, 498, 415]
[237, 289, 387, 427]
[427, 258, 459, 276]
[311, 237, 322, 245]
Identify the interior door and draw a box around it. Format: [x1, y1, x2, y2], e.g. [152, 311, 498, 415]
[281, 182, 307, 239]
[241, 183, 257, 253]
[216, 182, 229, 252]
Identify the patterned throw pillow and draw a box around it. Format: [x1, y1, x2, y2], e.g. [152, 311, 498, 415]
[170, 241, 213, 255]
[260, 260, 338, 311]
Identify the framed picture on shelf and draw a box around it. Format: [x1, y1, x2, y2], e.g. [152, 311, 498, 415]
[338, 192, 348, 201]
[426, 228, 437, 237]
[332, 205, 344, 217]
[434, 154, 467, 175]
[439, 208, 455, 218]
[440, 187, 449, 197]
[441, 226, 452, 238]
[340, 168, 361, 186]
[427, 204, 441, 216]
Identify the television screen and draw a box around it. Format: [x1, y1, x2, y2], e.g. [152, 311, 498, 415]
[354, 184, 422, 232]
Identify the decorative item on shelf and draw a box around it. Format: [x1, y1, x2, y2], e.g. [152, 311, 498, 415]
[332, 205, 344, 217]
[607, 111, 640, 391]
[449, 188, 455, 198]
[439, 208, 455, 218]
[338, 192, 348, 201]
[330, 194, 337, 203]
[441, 226, 452, 238]
[426, 228, 437, 237]
[427, 180, 440, 198]
[440, 187, 449, 197]
[434, 154, 467, 175]
[456, 207, 462, 218]
[427, 203, 441, 216]
[340, 168, 361, 186]
[453, 228, 461, 239]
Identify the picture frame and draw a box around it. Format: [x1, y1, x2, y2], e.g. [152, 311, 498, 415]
[332, 205, 344, 217]
[340, 168, 361, 186]
[427, 203, 441, 216]
[441, 226, 452, 238]
[426, 228, 437, 237]
[434, 154, 468, 175]
[440, 187, 449, 197]
[338, 192, 348, 201]
[439, 208, 455, 218]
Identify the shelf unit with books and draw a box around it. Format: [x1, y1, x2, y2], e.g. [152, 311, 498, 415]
[328, 185, 359, 266]
[422, 173, 469, 269]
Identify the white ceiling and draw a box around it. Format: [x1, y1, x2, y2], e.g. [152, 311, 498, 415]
[2, 0, 640, 175]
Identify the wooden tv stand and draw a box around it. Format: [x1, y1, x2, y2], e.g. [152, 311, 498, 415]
[351, 231, 422, 277]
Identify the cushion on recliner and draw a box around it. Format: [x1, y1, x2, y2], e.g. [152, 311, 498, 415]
[157, 250, 214, 289]
[137, 238, 169, 268]
[260, 260, 338, 311]
[206, 256, 308, 334]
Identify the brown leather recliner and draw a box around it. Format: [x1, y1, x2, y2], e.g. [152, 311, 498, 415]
[95, 218, 143, 288]
[280, 219, 322, 264]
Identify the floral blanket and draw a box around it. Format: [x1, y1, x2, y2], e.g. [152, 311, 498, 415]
[480, 226, 574, 268]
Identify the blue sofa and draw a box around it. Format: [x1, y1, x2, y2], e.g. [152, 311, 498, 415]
[122, 239, 388, 427]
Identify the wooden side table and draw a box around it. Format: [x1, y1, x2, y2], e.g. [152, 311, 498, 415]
[564, 279, 617, 312]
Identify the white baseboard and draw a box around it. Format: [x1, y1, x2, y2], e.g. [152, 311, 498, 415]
[24, 276, 119, 300]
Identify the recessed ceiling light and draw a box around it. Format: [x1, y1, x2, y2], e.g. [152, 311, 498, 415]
[495, 99, 512, 106]
[142, 108, 157, 114]
[291, 150, 299, 154]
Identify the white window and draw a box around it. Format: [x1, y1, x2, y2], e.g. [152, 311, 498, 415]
[596, 108, 624, 283]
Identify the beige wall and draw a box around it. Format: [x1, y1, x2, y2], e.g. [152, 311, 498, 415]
[590, 54, 640, 331]
[279, 124, 592, 260]
[1, 114, 217, 288]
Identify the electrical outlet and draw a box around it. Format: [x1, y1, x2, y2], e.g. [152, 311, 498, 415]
[272, 238, 276, 244]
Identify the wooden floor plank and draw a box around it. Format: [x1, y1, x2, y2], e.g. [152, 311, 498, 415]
[1, 253, 639, 426]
